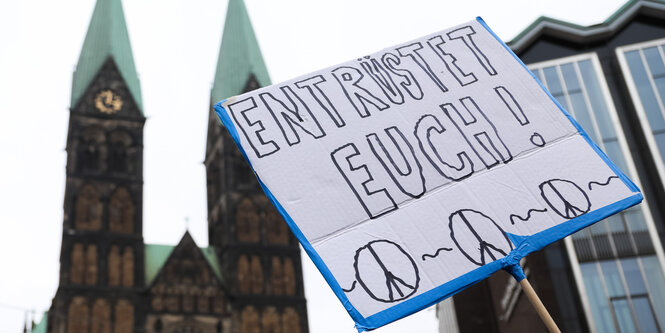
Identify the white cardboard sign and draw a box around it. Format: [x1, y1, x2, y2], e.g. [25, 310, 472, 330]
[214, 18, 642, 331]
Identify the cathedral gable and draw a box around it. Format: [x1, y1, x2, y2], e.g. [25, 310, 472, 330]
[72, 57, 143, 119]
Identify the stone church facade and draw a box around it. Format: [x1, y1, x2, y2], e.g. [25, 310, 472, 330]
[39, 0, 309, 332]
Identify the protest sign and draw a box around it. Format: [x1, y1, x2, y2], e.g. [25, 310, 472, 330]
[213, 17, 642, 331]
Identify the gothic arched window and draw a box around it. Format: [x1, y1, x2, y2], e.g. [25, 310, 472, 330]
[113, 300, 134, 333]
[241, 306, 260, 333]
[122, 247, 134, 287]
[282, 307, 301, 333]
[237, 255, 250, 294]
[77, 127, 105, 173]
[70, 243, 85, 284]
[262, 306, 281, 333]
[108, 131, 132, 174]
[85, 244, 98, 285]
[75, 184, 102, 230]
[284, 258, 296, 296]
[68, 297, 89, 333]
[108, 245, 121, 286]
[271, 257, 283, 296]
[250, 256, 264, 294]
[91, 298, 111, 333]
[109, 187, 134, 234]
[236, 198, 260, 243]
[266, 207, 289, 245]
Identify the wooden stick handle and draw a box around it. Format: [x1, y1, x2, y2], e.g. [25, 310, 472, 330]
[519, 278, 561, 333]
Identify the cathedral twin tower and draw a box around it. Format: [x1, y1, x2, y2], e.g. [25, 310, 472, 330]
[45, 0, 308, 332]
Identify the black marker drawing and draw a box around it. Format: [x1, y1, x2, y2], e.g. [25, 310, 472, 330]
[509, 208, 548, 225]
[227, 97, 280, 158]
[421, 247, 453, 261]
[441, 97, 512, 169]
[449, 209, 513, 266]
[427, 35, 477, 87]
[331, 66, 390, 118]
[494, 86, 545, 148]
[447, 26, 497, 76]
[415, 114, 475, 181]
[259, 86, 326, 146]
[588, 175, 619, 190]
[353, 240, 420, 303]
[367, 126, 427, 198]
[295, 75, 346, 128]
[359, 56, 406, 105]
[342, 280, 357, 293]
[539, 179, 591, 219]
[331, 143, 398, 219]
[381, 52, 424, 101]
[396, 42, 449, 93]
[530, 133, 546, 147]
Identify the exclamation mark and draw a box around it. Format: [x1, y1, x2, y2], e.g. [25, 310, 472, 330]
[494, 86, 545, 147]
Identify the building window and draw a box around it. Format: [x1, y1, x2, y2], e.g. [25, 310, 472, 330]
[530, 53, 665, 332]
[109, 187, 134, 234]
[75, 184, 102, 230]
[68, 297, 89, 333]
[581, 257, 665, 332]
[113, 299, 134, 333]
[617, 38, 665, 187]
[108, 131, 132, 174]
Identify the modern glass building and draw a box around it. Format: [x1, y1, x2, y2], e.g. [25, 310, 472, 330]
[440, 1, 665, 332]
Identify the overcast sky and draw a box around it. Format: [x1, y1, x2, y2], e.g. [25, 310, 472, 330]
[0, 0, 626, 332]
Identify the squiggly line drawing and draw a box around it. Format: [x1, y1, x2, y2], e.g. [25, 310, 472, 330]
[588, 176, 619, 190]
[509, 208, 548, 225]
[342, 280, 357, 293]
[421, 247, 453, 261]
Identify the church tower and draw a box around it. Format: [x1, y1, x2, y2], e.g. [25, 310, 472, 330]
[205, 0, 309, 332]
[48, 0, 145, 331]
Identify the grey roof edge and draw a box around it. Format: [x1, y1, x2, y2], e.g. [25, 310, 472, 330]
[509, 0, 665, 53]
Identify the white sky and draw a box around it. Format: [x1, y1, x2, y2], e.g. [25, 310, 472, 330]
[0, 0, 626, 332]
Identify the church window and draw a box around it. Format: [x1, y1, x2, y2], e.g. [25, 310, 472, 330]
[197, 294, 209, 313]
[284, 258, 296, 296]
[108, 131, 132, 174]
[237, 255, 251, 293]
[113, 299, 134, 333]
[122, 246, 134, 287]
[241, 306, 260, 333]
[68, 297, 89, 333]
[91, 298, 111, 333]
[166, 295, 179, 312]
[281, 307, 301, 333]
[182, 294, 195, 313]
[262, 306, 281, 333]
[236, 198, 260, 243]
[75, 184, 102, 230]
[266, 207, 289, 245]
[108, 245, 121, 286]
[85, 244, 98, 285]
[70, 243, 85, 284]
[271, 257, 283, 296]
[77, 127, 105, 173]
[109, 187, 134, 233]
[251, 256, 264, 294]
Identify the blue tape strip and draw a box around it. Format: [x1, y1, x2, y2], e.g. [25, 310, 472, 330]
[212, 17, 643, 331]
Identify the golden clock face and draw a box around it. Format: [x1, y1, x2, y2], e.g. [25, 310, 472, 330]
[94, 89, 123, 114]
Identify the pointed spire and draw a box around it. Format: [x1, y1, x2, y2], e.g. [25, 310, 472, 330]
[72, 0, 142, 112]
[211, 0, 271, 103]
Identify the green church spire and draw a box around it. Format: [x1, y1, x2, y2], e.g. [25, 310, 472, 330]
[71, 0, 142, 112]
[211, 0, 271, 103]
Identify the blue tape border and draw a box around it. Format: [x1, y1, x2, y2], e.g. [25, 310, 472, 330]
[213, 16, 643, 331]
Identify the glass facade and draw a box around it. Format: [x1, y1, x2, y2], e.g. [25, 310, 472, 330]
[530, 54, 665, 333]
[619, 39, 665, 182]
